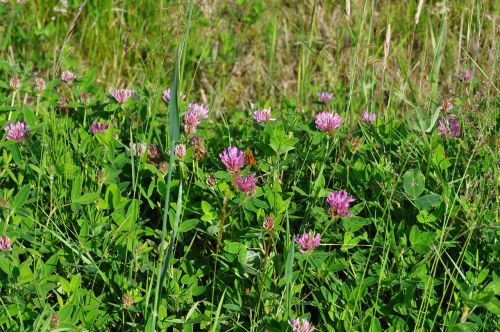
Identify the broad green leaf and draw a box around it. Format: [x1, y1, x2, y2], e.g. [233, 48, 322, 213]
[179, 219, 199, 233]
[415, 193, 441, 210]
[43, 254, 59, 277]
[12, 184, 30, 209]
[23, 106, 36, 127]
[342, 216, 371, 233]
[73, 192, 100, 205]
[225, 242, 242, 254]
[403, 169, 425, 199]
[106, 183, 121, 209]
[449, 322, 479, 332]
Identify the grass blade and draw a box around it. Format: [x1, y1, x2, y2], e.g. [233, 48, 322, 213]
[211, 288, 226, 332]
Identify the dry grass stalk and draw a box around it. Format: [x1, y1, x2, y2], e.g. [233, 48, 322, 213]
[383, 24, 391, 74]
[415, 0, 424, 25]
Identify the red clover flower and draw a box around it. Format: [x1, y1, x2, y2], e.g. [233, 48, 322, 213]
[4, 121, 29, 142]
[61, 70, 75, 82]
[438, 117, 461, 138]
[294, 232, 321, 253]
[315, 112, 342, 133]
[111, 89, 133, 104]
[175, 144, 186, 159]
[326, 190, 355, 217]
[317, 92, 333, 103]
[288, 318, 315, 332]
[253, 107, 272, 123]
[90, 122, 109, 134]
[235, 173, 257, 194]
[0, 235, 11, 250]
[361, 112, 376, 124]
[220, 146, 245, 172]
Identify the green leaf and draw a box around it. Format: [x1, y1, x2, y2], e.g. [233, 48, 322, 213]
[250, 197, 269, 209]
[270, 136, 298, 156]
[342, 216, 371, 233]
[0, 256, 11, 275]
[190, 286, 206, 296]
[211, 288, 226, 332]
[485, 279, 500, 295]
[23, 106, 36, 127]
[403, 169, 425, 199]
[12, 184, 30, 209]
[409, 225, 435, 254]
[43, 254, 59, 277]
[105, 183, 121, 209]
[269, 122, 298, 156]
[73, 192, 100, 205]
[449, 322, 478, 332]
[432, 144, 451, 170]
[485, 298, 500, 316]
[179, 219, 199, 233]
[224, 242, 242, 254]
[415, 194, 441, 210]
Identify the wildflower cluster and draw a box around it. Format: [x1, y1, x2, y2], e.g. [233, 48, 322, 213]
[90, 122, 109, 134]
[294, 232, 321, 253]
[361, 111, 376, 124]
[111, 89, 133, 104]
[253, 107, 272, 123]
[220, 146, 246, 173]
[326, 190, 355, 217]
[4, 121, 29, 142]
[184, 103, 209, 134]
[61, 70, 75, 82]
[288, 317, 316, 332]
[315, 112, 342, 133]
[438, 117, 461, 138]
[317, 91, 333, 103]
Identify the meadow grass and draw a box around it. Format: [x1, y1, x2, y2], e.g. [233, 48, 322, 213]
[0, 0, 498, 331]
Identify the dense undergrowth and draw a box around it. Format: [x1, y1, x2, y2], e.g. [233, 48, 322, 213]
[0, 0, 498, 331]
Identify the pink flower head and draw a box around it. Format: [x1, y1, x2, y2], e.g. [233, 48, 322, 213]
[175, 143, 186, 159]
[288, 318, 316, 332]
[183, 103, 209, 134]
[130, 143, 147, 157]
[361, 112, 376, 124]
[90, 122, 109, 134]
[9, 76, 21, 90]
[315, 112, 342, 133]
[294, 232, 320, 253]
[4, 121, 29, 142]
[111, 89, 133, 104]
[326, 190, 355, 217]
[235, 173, 258, 194]
[220, 146, 245, 172]
[61, 70, 75, 82]
[192, 135, 206, 160]
[0, 235, 11, 250]
[188, 103, 209, 120]
[317, 91, 333, 103]
[162, 89, 171, 102]
[464, 69, 471, 82]
[253, 107, 272, 123]
[183, 110, 201, 135]
[263, 216, 274, 232]
[34, 77, 46, 91]
[438, 117, 461, 138]
[162, 88, 186, 102]
[192, 136, 203, 146]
